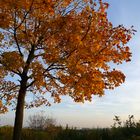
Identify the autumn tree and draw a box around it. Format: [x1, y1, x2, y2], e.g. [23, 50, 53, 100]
[0, 0, 135, 140]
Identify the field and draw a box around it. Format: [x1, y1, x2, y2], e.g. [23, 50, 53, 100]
[1, 121, 140, 140]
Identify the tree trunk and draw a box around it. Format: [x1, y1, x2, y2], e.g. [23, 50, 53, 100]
[12, 44, 34, 140]
[12, 85, 26, 140]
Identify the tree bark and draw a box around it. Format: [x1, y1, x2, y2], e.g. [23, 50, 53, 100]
[12, 44, 34, 140]
[12, 82, 26, 140]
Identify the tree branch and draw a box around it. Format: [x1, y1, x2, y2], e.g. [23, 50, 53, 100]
[15, 0, 34, 30]
[13, 10, 23, 57]
[26, 80, 35, 89]
[81, 15, 92, 41]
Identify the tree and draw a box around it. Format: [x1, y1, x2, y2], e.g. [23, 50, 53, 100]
[0, 0, 135, 140]
[28, 112, 56, 130]
[112, 115, 122, 128]
[125, 115, 136, 128]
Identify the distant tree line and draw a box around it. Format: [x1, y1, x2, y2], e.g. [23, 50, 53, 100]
[1, 114, 140, 140]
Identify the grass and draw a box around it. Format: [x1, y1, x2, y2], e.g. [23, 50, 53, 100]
[1, 126, 140, 140]
[1, 115, 140, 140]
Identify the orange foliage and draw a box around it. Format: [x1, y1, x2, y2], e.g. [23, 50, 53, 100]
[0, 0, 135, 112]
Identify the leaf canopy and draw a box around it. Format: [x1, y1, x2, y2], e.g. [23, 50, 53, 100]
[0, 0, 135, 113]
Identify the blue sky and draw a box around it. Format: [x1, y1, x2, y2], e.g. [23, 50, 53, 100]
[1, 0, 140, 128]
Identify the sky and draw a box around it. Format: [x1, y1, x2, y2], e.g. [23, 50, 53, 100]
[1, 0, 140, 128]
